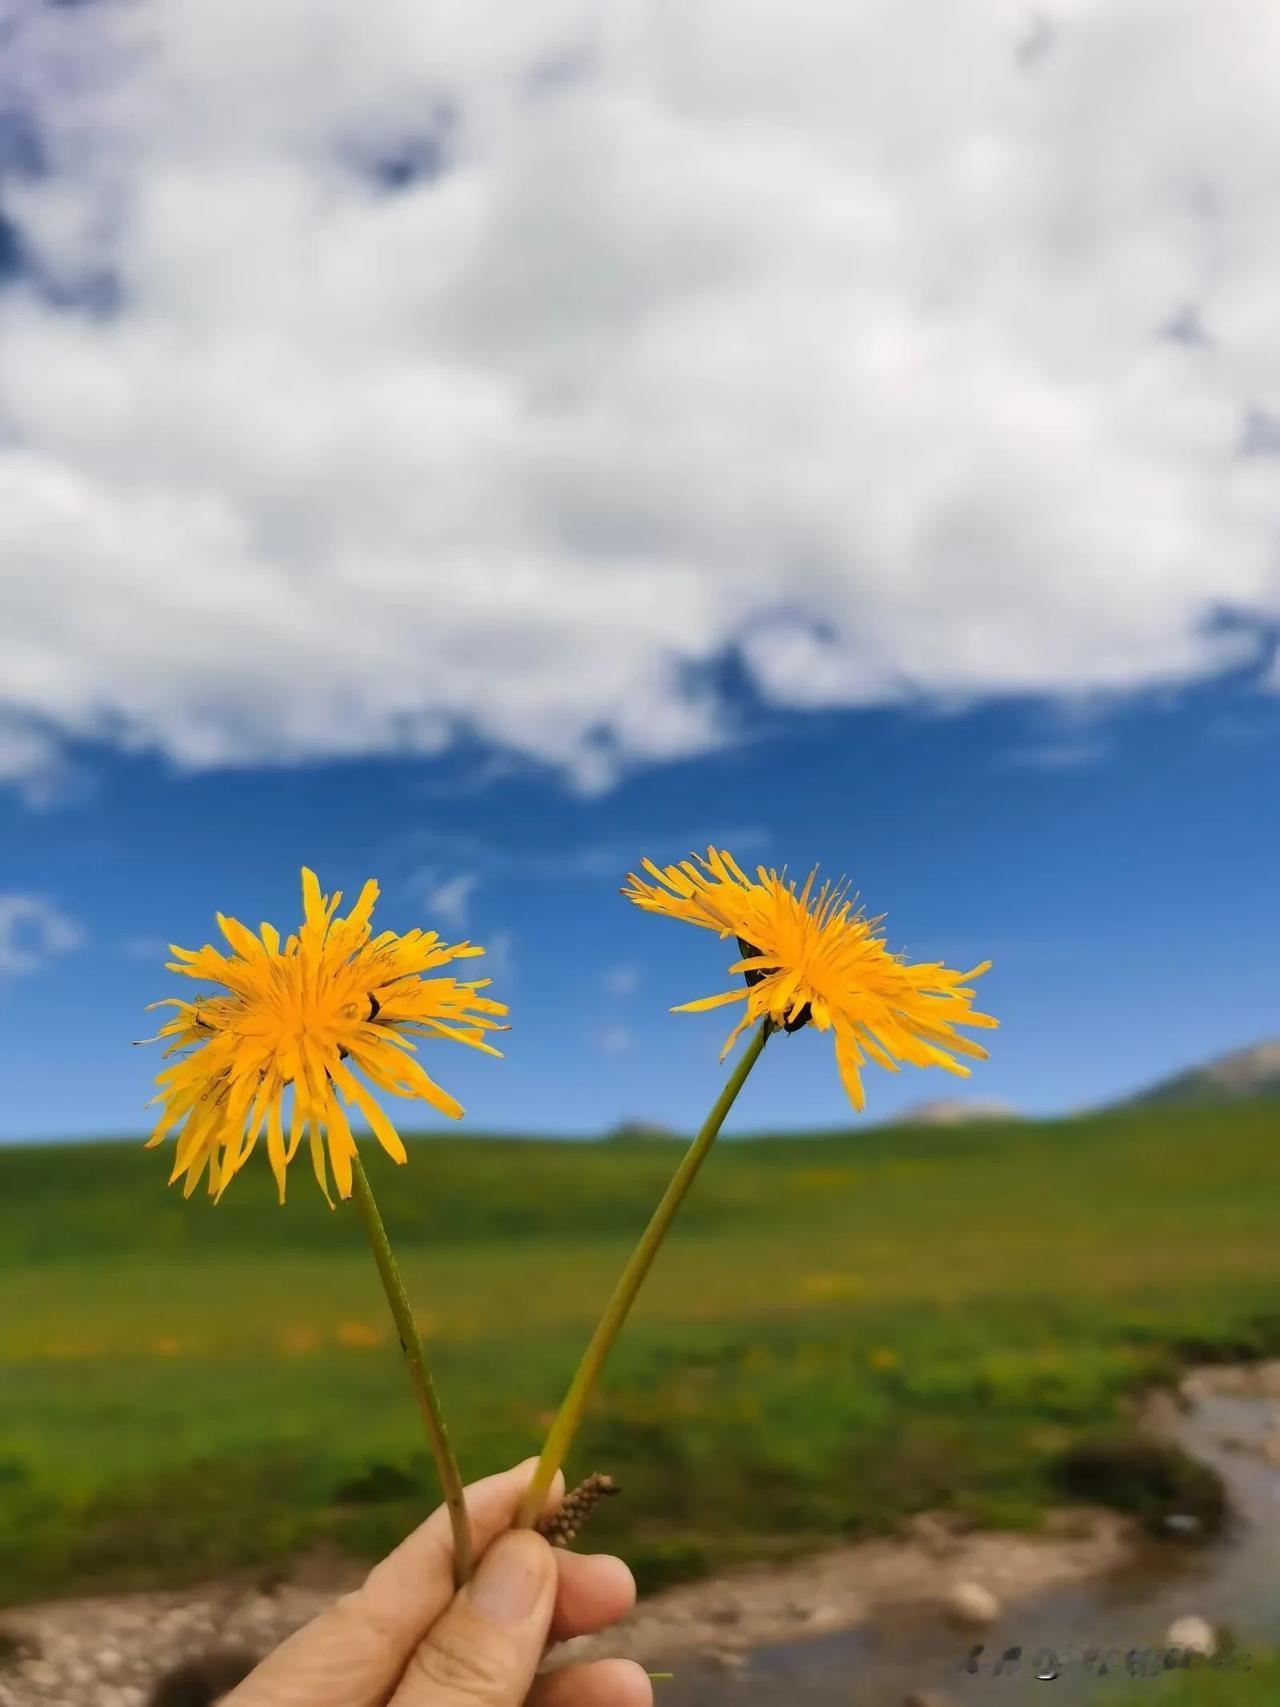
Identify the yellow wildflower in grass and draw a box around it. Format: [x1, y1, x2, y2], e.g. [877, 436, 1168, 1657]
[622, 847, 997, 1110]
[145, 867, 507, 1204]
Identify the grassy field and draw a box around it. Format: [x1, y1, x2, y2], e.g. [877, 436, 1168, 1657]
[1, 1100, 1277, 1607]
[1100, 1649, 1280, 1703]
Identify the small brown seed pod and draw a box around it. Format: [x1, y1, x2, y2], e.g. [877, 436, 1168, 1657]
[537, 1472, 621, 1549]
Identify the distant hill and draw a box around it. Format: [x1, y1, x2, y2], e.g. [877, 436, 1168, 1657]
[605, 1119, 683, 1141]
[890, 1097, 1022, 1127]
[1126, 1038, 1280, 1108]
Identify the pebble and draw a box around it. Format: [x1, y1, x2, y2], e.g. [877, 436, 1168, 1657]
[804, 1602, 847, 1630]
[0, 1592, 289, 1704]
[1162, 1514, 1202, 1536]
[905, 1514, 959, 1557]
[1166, 1615, 1216, 1657]
[943, 1581, 1001, 1627]
[0, 1626, 36, 1663]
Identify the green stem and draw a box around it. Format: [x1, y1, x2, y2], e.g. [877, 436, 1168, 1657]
[350, 1150, 472, 1587]
[515, 1020, 772, 1529]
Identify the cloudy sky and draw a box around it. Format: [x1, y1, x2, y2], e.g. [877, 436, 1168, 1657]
[1, 0, 1277, 1141]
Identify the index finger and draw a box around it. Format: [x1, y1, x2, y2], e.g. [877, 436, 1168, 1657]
[228, 1460, 564, 1707]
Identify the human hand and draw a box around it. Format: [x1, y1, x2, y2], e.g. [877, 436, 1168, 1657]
[224, 1460, 651, 1707]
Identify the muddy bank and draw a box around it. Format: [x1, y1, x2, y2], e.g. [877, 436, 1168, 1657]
[3, 1362, 1278, 1706]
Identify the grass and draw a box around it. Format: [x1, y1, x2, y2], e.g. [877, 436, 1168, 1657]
[1096, 1648, 1280, 1703]
[1, 1099, 1277, 1605]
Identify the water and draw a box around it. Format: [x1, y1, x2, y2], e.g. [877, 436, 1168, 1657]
[651, 1389, 1280, 1706]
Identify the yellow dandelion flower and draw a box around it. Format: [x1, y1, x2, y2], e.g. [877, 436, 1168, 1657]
[622, 847, 996, 1112]
[144, 867, 508, 1205]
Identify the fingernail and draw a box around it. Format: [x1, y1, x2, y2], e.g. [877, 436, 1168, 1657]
[469, 1532, 548, 1622]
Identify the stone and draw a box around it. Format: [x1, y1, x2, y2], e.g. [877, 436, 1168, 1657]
[1165, 1615, 1216, 1658]
[905, 1513, 958, 1557]
[1162, 1514, 1202, 1536]
[805, 1602, 847, 1630]
[904, 1693, 954, 1707]
[0, 1625, 38, 1666]
[1260, 1431, 1280, 1468]
[707, 1606, 740, 1626]
[148, 1650, 259, 1706]
[944, 1581, 1001, 1627]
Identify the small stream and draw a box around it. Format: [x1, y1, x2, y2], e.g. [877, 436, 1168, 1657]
[652, 1387, 1280, 1706]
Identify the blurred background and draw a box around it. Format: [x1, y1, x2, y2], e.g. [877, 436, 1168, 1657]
[1, 1, 1278, 1702]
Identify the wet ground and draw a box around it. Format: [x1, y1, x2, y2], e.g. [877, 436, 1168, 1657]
[648, 1384, 1280, 1705]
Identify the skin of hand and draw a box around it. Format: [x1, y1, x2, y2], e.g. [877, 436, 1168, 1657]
[222, 1460, 653, 1707]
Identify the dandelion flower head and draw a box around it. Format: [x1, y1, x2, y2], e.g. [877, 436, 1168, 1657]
[145, 868, 507, 1203]
[623, 847, 996, 1111]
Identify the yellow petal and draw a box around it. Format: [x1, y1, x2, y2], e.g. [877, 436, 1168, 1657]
[326, 1094, 357, 1201]
[266, 1095, 288, 1205]
[331, 1060, 408, 1166]
[673, 987, 748, 1014]
[309, 1123, 334, 1210]
[301, 867, 324, 930]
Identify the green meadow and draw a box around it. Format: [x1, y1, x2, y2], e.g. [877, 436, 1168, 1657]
[1, 1101, 1277, 1607]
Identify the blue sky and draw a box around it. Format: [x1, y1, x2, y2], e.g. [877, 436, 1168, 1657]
[1, 670, 1276, 1142]
[2, 3, 1280, 1142]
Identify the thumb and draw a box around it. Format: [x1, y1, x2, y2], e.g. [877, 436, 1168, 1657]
[391, 1529, 557, 1707]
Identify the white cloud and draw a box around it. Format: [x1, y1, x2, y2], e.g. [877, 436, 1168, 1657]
[423, 870, 479, 929]
[388, 824, 770, 892]
[604, 964, 639, 996]
[0, 714, 78, 806]
[122, 934, 170, 960]
[481, 927, 515, 988]
[598, 1024, 633, 1056]
[0, 895, 83, 975]
[2, 1, 1280, 793]
[997, 736, 1109, 771]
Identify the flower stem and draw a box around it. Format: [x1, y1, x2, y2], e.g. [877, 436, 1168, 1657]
[349, 1150, 472, 1587]
[515, 1020, 772, 1529]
